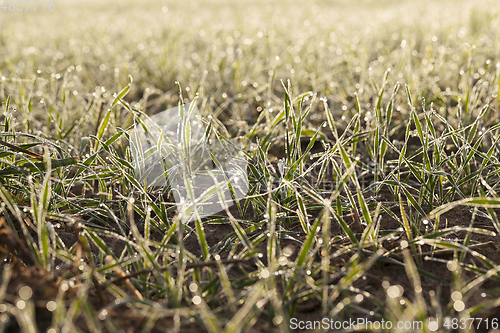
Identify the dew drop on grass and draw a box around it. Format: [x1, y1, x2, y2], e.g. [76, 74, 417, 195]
[46, 301, 57, 312]
[446, 260, 458, 271]
[387, 285, 403, 298]
[98, 310, 108, 320]
[453, 300, 465, 312]
[451, 291, 462, 301]
[189, 283, 198, 292]
[19, 286, 32, 300]
[428, 318, 438, 331]
[278, 256, 287, 266]
[16, 300, 26, 310]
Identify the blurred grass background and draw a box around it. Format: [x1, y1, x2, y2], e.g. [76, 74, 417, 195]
[2, 0, 499, 145]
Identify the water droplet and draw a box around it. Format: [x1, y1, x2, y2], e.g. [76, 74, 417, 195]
[98, 310, 108, 320]
[46, 301, 57, 312]
[453, 300, 465, 312]
[451, 291, 462, 301]
[447, 260, 458, 271]
[19, 286, 32, 300]
[260, 269, 270, 278]
[387, 285, 403, 298]
[16, 300, 26, 310]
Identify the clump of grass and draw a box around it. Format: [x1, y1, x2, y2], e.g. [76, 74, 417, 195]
[1, 0, 500, 332]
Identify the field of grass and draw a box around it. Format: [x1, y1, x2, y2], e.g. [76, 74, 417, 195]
[1, 0, 500, 332]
